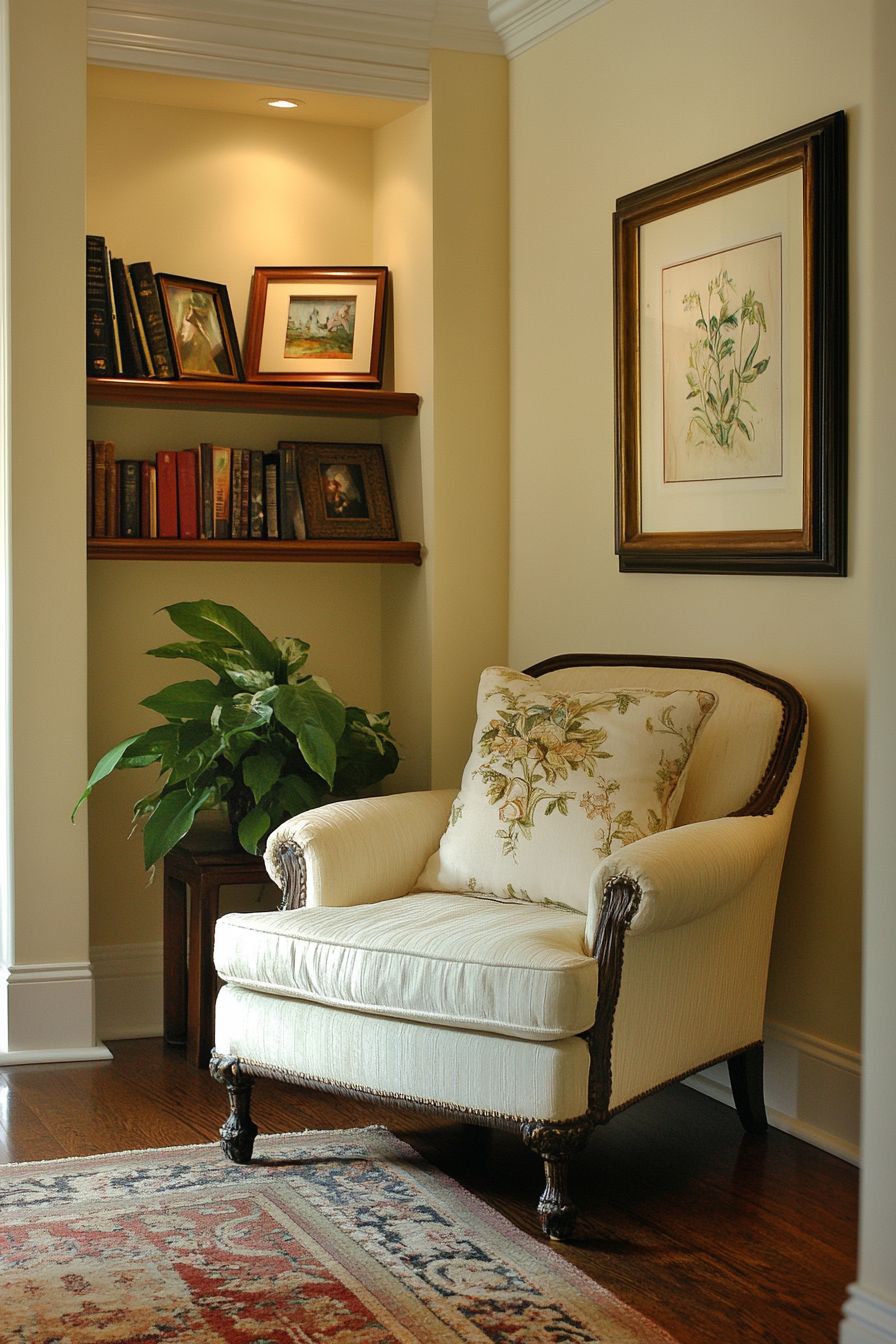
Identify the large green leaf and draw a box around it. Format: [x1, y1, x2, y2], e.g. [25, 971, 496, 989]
[142, 784, 216, 868]
[160, 601, 279, 673]
[71, 733, 143, 818]
[273, 636, 310, 682]
[242, 747, 284, 804]
[119, 724, 181, 769]
[266, 772, 324, 824]
[141, 680, 223, 722]
[147, 640, 256, 678]
[273, 682, 345, 787]
[237, 804, 271, 856]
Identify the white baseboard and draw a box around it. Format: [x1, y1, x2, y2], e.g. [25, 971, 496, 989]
[91, 942, 163, 1041]
[841, 1286, 896, 1343]
[1, 961, 112, 1061]
[686, 1019, 861, 1164]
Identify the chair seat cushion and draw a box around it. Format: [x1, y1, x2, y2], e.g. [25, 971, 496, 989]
[214, 892, 597, 1042]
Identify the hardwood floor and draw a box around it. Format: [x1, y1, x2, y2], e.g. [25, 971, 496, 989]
[0, 1038, 856, 1344]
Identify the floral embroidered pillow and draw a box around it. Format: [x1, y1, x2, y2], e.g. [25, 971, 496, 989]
[416, 667, 717, 915]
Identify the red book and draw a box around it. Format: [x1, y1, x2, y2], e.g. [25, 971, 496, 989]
[176, 450, 199, 539]
[155, 450, 179, 538]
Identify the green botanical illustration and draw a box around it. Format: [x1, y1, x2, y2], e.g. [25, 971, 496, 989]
[683, 269, 770, 451]
[474, 677, 643, 858]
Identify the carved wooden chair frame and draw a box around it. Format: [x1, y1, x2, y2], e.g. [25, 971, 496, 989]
[211, 653, 807, 1239]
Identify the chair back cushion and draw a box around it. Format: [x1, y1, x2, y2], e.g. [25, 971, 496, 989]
[531, 659, 790, 827]
[416, 665, 717, 914]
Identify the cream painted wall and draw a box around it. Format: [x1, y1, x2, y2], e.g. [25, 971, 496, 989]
[508, 0, 870, 1058]
[9, 0, 89, 967]
[428, 50, 509, 785]
[86, 97, 389, 949]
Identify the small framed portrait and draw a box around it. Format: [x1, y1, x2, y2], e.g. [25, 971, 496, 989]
[286, 441, 397, 541]
[156, 274, 244, 382]
[243, 267, 388, 387]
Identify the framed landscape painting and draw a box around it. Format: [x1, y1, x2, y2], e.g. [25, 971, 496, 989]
[243, 266, 388, 387]
[614, 112, 847, 574]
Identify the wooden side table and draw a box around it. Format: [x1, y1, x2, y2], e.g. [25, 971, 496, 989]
[163, 843, 271, 1068]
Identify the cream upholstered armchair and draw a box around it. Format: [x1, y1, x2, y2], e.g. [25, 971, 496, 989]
[210, 654, 806, 1239]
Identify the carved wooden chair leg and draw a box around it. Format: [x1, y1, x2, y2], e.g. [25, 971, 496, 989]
[210, 1054, 258, 1163]
[521, 1121, 590, 1241]
[728, 1043, 768, 1134]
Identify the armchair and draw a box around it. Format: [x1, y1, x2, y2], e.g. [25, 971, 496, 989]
[211, 654, 806, 1239]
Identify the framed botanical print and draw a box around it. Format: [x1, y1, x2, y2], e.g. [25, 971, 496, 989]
[614, 112, 847, 574]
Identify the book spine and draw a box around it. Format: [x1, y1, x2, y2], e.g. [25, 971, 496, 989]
[104, 250, 121, 373]
[109, 457, 120, 537]
[124, 265, 153, 377]
[240, 450, 250, 539]
[102, 443, 118, 537]
[278, 443, 306, 540]
[148, 465, 158, 537]
[249, 451, 265, 538]
[140, 460, 153, 537]
[156, 450, 179, 538]
[263, 453, 280, 539]
[86, 235, 113, 376]
[129, 263, 176, 379]
[92, 440, 107, 537]
[176, 450, 199, 539]
[230, 448, 244, 539]
[87, 440, 94, 539]
[110, 257, 143, 379]
[118, 460, 141, 537]
[199, 443, 214, 539]
[212, 446, 232, 539]
[277, 444, 296, 540]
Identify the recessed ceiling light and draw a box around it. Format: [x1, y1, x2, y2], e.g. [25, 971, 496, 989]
[263, 97, 303, 110]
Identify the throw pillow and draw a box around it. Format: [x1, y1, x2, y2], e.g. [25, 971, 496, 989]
[416, 667, 717, 914]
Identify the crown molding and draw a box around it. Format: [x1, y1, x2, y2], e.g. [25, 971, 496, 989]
[488, 0, 613, 58]
[87, 1, 502, 101]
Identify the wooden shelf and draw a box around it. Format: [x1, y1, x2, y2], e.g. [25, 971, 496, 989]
[87, 537, 423, 565]
[87, 377, 420, 417]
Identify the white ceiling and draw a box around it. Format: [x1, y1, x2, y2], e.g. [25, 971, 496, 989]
[87, 0, 612, 102]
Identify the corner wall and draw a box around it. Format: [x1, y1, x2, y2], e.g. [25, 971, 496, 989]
[508, 0, 870, 1155]
[1, 0, 107, 1060]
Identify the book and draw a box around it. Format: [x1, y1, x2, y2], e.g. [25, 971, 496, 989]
[212, 446, 232, 539]
[104, 248, 122, 374]
[86, 236, 113, 376]
[109, 459, 120, 537]
[230, 448, 245, 539]
[118, 460, 141, 537]
[129, 263, 176, 379]
[140, 460, 153, 537]
[198, 443, 215, 538]
[263, 453, 280, 539]
[176, 450, 199, 539]
[156, 450, 179, 538]
[278, 443, 306, 540]
[87, 440, 94, 539]
[92, 440, 108, 536]
[124, 265, 154, 377]
[148, 465, 158, 538]
[249, 451, 265, 539]
[240, 452, 250, 539]
[110, 257, 144, 378]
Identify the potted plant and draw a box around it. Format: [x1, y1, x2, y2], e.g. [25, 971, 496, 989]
[73, 599, 399, 868]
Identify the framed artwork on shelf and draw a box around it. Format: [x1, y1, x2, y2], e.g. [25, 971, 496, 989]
[243, 266, 388, 387]
[614, 111, 847, 575]
[287, 441, 398, 541]
[156, 274, 244, 382]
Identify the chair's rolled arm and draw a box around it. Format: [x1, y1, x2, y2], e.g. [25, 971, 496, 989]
[584, 813, 782, 950]
[265, 789, 456, 909]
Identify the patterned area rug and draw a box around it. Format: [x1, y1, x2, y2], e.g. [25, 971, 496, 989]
[0, 1127, 677, 1343]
